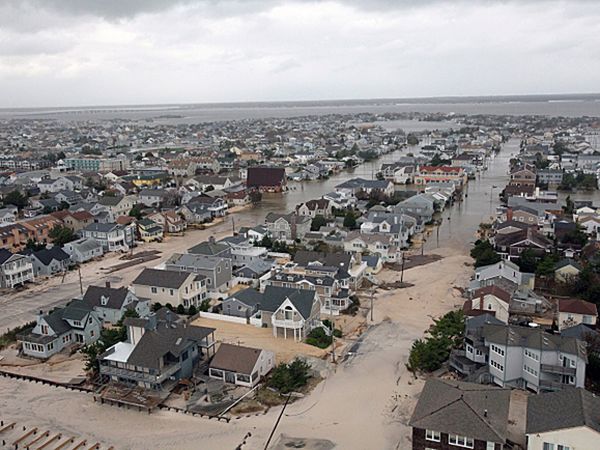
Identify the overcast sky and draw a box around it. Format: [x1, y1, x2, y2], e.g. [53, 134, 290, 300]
[1, 0, 599, 108]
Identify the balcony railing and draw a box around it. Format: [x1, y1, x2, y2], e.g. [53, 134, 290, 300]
[541, 364, 576, 376]
[100, 362, 180, 384]
[539, 379, 573, 391]
[272, 318, 304, 329]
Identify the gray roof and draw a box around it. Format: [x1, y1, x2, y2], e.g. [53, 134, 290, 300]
[82, 222, 120, 233]
[261, 286, 317, 319]
[483, 323, 587, 361]
[82, 285, 132, 310]
[224, 288, 266, 308]
[118, 313, 215, 369]
[409, 379, 510, 443]
[294, 250, 352, 269]
[527, 388, 600, 434]
[133, 268, 194, 289]
[166, 253, 226, 270]
[187, 240, 230, 256]
[68, 237, 103, 252]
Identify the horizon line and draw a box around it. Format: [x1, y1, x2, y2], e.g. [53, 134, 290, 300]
[2, 92, 600, 112]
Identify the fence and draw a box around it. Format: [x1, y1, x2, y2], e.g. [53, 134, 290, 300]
[197, 312, 248, 325]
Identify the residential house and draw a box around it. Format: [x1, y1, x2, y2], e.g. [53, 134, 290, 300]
[409, 379, 510, 450]
[294, 250, 367, 290]
[537, 169, 564, 186]
[80, 222, 136, 252]
[81, 282, 150, 324]
[63, 237, 104, 264]
[179, 203, 213, 224]
[186, 195, 228, 218]
[335, 178, 394, 197]
[50, 209, 94, 232]
[24, 247, 71, 277]
[343, 231, 399, 262]
[147, 210, 186, 234]
[96, 195, 136, 220]
[554, 259, 582, 283]
[221, 287, 266, 318]
[484, 323, 587, 392]
[0, 206, 18, 224]
[526, 388, 600, 450]
[137, 218, 164, 243]
[557, 299, 597, 331]
[414, 165, 467, 187]
[379, 163, 414, 184]
[264, 212, 311, 242]
[256, 286, 321, 341]
[208, 343, 274, 387]
[132, 268, 208, 309]
[38, 176, 74, 194]
[139, 189, 171, 208]
[165, 253, 232, 293]
[187, 236, 231, 257]
[99, 310, 216, 390]
[471, 260, 535, 292]
[0, 249, 34, 288]
[17, 300, 102, 358]
[296, 199, 333, 219]
[464, 285, 512, 324]
[393, 194, 436, 223]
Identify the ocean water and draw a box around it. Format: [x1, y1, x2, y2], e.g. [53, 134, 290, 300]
[1, 94, 599, 122]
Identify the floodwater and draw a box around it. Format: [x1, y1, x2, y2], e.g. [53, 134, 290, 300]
[239, 138, 519, 252]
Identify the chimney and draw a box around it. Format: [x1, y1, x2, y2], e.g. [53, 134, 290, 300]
[484, 409, 488, 418]
[209, 235, 215, 244]
[507, 208, 513, 222]
[105, 281, 111, 289]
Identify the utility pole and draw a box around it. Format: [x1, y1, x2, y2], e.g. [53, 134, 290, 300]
[78, 266, 83, 295]
[436, 220, 440, 248]
[330, 305, 336, 363]
[232, 216, 236, 235]
[400, 251, 405, 284]
[421, 238, 425, 256]
[370, 287, 374, 322]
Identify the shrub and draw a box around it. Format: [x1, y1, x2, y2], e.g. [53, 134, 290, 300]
[306, 327, 332, 348]
[268, 359, 311, 394]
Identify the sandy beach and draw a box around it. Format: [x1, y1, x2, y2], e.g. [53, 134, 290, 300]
[0, 248, 472, 450]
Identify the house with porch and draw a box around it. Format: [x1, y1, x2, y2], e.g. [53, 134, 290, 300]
[99, 310, 216, 390]
[0, 249, 34, 288]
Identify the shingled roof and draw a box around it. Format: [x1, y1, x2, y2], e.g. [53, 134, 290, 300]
[527, 388, 600, 434]
[410, 379, 510, 443]
[210, 343, 262, 374]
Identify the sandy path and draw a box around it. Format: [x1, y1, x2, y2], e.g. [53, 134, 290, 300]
[0, 248, 474, 450]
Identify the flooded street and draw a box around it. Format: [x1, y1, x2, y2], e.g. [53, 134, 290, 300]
[238, 138, 518, 253]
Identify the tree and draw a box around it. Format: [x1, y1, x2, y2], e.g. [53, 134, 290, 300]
[199, 299, 211, 312]
[305, 327, 332, 348]
[249, 190, 262, 204]
[517, 249, 538, 273]
[310, 215, 327, 232]
[188, 304, 198, 316]
[176, 304, 186, 315]
[128, 204, 144, 220]
[343, 211, 357, 229]
[430, 154, 450, 166]
[258, 234, 273, 249]
[4, 190, 28, 209]
[25, 239, 46, 251]
[49, 225, 76, 245]
[268, 359, 311, 394]
[470, 240, 501, 267]
[536, 254, 559, 277]
[408, 310, 465, 373]
[407, 134, 419, 146]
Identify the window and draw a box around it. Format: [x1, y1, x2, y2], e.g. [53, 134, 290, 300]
[543, 444, 555, 450]
[41, 325, 48, 335]
[524, 349, 539, 361]
[524, 364, 538, 376]
[425, 430, 440, 442]
[487, 443, 496, 450]
[491, 344, 505, 357]
[151, 287, 157, 294]
[490, 360, 504, 372]
[448, 434, 474, 448]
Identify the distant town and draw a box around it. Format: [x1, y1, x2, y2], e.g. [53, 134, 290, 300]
[1, 110, 600, 449]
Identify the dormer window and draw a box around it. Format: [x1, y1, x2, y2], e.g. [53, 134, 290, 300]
[100, 296, 109, 306]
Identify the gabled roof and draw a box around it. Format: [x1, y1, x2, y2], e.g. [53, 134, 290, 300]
[82, 285, 132, 310]
[472, 285, 512, 304]
[559, 298, 598, 316]
[132, 268, 195, 289]
[247, 166, 286, 187]
[210, 343, 263, 374]
[187, 240, 229, 256]
[261, 286, 317, 319]
[409, 379, 510, 443]
[555, 258, 583, 272]
[527, 388, 600, 434]
[294, 250, 352, 269]
[25, 247, 70, 265]
[97, 195, 125, 206]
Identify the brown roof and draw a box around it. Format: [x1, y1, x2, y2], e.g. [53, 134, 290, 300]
[559, 299, 598, 316]
[246, 166, 286, 188]
[209, 343, 262, 374]
[472, 285, 512, 304]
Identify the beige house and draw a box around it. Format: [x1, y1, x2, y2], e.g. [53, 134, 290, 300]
[132, 268, 208, 309]
[527, 388, 600, 450]
[557, 298, 597, 331]
[554, 259, 582, 284]
[465, 285, 511, 323]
